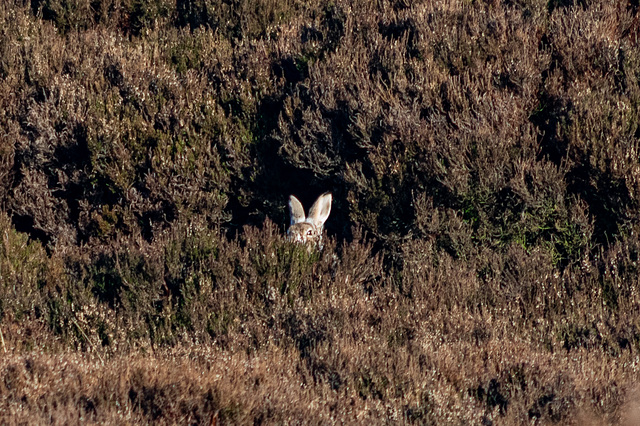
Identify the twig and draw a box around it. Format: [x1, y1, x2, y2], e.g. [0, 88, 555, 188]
[72, 318, 104, 365]
[0, 326, 6, 353]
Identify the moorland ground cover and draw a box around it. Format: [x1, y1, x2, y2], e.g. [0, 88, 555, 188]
[1, 0, 640, 423]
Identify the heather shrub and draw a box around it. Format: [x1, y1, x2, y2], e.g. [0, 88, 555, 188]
[2, 10, 254, 248]
[176, 0, 305, 41]
[0, 212, 48, 322]
[1, 0, 640, 423]
[29, 0, 173, 35]
[30, 0, 97, 32]
[540, 4, 640, 247]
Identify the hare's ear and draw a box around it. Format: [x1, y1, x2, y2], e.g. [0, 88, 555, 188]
[307, 192, 332, 229]
[289, 195, 306, 225]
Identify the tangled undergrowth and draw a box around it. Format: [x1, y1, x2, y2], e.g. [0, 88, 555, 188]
[2, 0, 640, 423]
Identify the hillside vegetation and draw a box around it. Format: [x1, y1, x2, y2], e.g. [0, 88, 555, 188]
[1, 0, 640, 423]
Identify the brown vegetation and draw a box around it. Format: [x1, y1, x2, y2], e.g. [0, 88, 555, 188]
[1, 0, 640, 423]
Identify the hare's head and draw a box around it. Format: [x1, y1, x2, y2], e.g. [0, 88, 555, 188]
[287, 193, 332, 245]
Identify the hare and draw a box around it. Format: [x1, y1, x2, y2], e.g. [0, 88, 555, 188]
[287, 192, 332, 245]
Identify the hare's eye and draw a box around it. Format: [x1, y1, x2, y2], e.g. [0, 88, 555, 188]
[307, 230, 313, 236]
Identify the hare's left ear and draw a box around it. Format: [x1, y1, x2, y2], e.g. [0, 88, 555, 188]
[289, 195, 306, 226]
[307, 193, 332, 229]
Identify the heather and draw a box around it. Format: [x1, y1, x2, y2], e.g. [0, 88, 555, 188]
[1, 0, 640, 423]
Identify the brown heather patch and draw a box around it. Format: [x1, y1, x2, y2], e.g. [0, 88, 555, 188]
[2, 0, 640, 423]
[0, 328, 637, 424]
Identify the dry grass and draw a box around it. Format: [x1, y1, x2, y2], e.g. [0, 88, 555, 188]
[0, 327, 636, 424]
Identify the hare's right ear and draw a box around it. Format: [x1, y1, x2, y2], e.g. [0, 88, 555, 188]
[307, 192, 332, 228]
[289, 195, 306, 226]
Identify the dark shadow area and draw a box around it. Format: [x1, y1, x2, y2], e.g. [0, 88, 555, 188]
[11, 214, 51, 248]
[567, 160, 634, 248]
[530, 92, 571, 166]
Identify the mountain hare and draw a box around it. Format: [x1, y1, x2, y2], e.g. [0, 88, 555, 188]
[287, 192, 332, 246]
